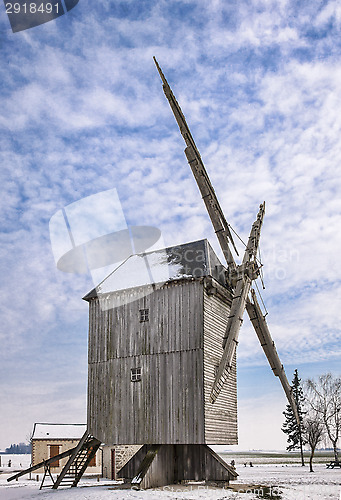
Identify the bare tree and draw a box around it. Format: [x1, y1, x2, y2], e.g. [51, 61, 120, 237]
[306, 373, 341, 463]
[303, 410, 324, 472]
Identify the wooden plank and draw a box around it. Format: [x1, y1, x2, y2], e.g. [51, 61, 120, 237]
[203, 284, 238, 444]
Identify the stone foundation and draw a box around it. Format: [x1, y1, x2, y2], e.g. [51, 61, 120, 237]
[102, 444, 142, 480]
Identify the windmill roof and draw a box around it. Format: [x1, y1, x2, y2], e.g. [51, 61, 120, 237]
[31, 423, 86, 440]
[83, 239, 228, 300]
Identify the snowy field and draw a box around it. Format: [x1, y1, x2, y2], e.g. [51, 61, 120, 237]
[0, 454, 340, 500]
[0, 454, 31, 471]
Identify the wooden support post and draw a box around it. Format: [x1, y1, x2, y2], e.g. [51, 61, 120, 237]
[118, 444, 238, 490]
[39, 462, 55, 490]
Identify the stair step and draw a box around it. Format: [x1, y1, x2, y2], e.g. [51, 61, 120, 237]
[50, 433, 101, 490]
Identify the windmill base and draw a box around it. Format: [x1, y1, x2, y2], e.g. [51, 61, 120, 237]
[117, 444, 238, 490]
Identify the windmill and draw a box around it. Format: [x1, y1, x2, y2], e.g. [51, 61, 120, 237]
[84, 60, 300, 489]
[8, 60, 300, 491]
[153, 57, 299, 422]
[87, 61, 300, 489]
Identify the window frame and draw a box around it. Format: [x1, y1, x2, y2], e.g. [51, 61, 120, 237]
[139, 308, 149, 322]
[131, 367, 142, 382]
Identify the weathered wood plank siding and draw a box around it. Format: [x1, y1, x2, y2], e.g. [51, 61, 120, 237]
[88, 280, 202, 361]
[140, 445, 175, 489]
[87, 280, 205, 444]
[203, 285, 238, 444]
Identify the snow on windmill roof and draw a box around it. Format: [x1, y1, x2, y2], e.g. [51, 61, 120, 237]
[83, 239, 228, 301]
[32, 423, 86, 440]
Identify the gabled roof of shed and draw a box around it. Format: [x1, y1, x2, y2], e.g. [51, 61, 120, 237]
[83, 239, 227, 301]
[32, 423, 86, 440]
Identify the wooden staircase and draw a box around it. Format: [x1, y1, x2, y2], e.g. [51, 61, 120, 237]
[7, 431, 101, 490]
[52, 432, 101, 489]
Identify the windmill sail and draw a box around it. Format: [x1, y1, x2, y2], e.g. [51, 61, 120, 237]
[210, 204, 265, 403]
[154, 59, 300, 423]
[154, 57, 238, 273]
[246, 289, 300, 425]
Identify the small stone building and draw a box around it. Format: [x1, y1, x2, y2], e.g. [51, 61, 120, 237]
[102, 444, 141, 480]
[31, 423, 102, 475]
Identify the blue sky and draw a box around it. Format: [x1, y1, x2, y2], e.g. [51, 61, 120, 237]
[1, 0, 341, 451]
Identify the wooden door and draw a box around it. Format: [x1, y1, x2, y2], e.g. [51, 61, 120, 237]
[49, 445, 60, 467]
[111, 449, 115, 480]
[87, 447, 96, 466]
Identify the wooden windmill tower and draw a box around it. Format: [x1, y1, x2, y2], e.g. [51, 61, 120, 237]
[83, 60, 300, 488]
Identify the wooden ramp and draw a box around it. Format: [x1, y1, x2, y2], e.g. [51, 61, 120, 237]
[118, 444, 238, 489]
[7, 431, 101, 489]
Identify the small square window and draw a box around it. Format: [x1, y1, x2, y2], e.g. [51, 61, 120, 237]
[131, 367, 142, 382]
[139, 308, 149, 322]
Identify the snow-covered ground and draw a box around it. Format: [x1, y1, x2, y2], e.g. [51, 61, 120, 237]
[236, 463, 340, 499]
[0, 454, 340, 500]
[0, 454, 31, 473]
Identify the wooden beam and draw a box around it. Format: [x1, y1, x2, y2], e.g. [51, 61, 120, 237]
[7, 448, 76, 482]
